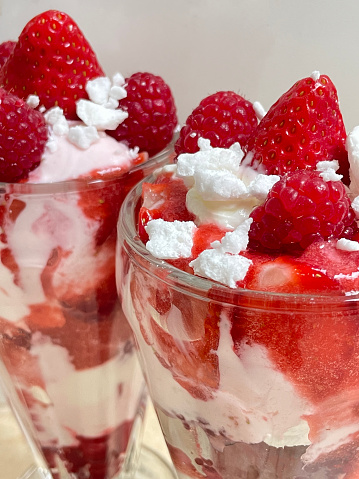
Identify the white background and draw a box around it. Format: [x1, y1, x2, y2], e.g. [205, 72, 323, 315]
[0, 1, 357, 402]
[0, 0, 357, 130]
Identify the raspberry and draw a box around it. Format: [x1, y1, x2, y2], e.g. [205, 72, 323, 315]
[0, 88, 48, 182]
[107, 72, 177, 156]
[0, 41, 15, 69]
[248, 170, 352, 255]
[174, 91, 258, 157]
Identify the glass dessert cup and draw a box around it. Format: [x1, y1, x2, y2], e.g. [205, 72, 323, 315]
[117, 177, 359, 479]
[0, 146, 174, 479]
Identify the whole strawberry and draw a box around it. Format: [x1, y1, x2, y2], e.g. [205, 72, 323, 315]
[245, 72, 350, 184]
[0, 41, 15, 68]
[0, 10, 104, 119]
[175, 91, 258, 156]
[248, 169, 352, 255]
[0, 88, 48, 182]
[108, 72, 177, 156]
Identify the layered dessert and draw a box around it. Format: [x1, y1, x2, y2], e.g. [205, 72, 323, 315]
[118, 73, 359, 477]
[0, 9, 177, 479]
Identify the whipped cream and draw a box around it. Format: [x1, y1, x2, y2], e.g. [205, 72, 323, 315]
[28, 129, 136, 183]
[176, 138, 279, 229]
[30, 333, 144, 444]
[122, 279, 312, 447]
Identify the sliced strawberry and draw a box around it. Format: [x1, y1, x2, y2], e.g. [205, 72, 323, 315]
[138, 172, 195, 243]
[191, 223, 228, 259]
[231, 256, 357, 403]
[78, 156, 147, 245]
[129, 261, 220, 400]
[242, 254, 342, 294]
[244, 73, 350, 183]
[299, 240, 359, 294]
[0, 246, 20, 284]
[45, 238, 118, 321]
[0, 331, 45, 389]
[0, 10, 104, 119]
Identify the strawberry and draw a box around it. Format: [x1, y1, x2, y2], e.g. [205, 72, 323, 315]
[191, 223, 227, 259]
[129, 264, 220, 400]
[231, 262, 357, 403]
[0, 10, 104, 119]
[244, 72, 350, 183]
[175, 90, 258, 157]
[138, 172, 195, 243]
[299, 240, 359, 294]
[241, 254, 341, 294]
[77, 154, 147, 245]
[0, 40, 15, 68]
[0, 87, 48, 182]
[108, 72, 177, 156]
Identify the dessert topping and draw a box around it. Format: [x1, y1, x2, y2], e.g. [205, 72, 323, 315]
[108, 72, 178, 156]
[0, 10, 105, 120]
[244, 72, 350, 183]
[0, 88, 48, 182]
[145, 219, 197, 259]
[248, 169, 351, 254]
[189, 219, 253, 287]
[174, 90, 258, 157]
[177, 138, 279, 229]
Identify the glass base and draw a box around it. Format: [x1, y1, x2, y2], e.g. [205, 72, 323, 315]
[133, 446, 177, 479]
[19, 446, 177, 479]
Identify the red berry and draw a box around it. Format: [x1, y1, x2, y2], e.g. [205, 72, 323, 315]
[0, 88, 48, 182]
[77, 153, 147, 245]
[108, 72, 177, 156]
[175, 91, 258, 157]
[230, 286, 357, 403]
[138, 172, 195, 243]
[191, 223, 227, 259]
[0, 10, 104, 119]
[0, 41, 15, 68]
[242, 255, 341, 294]
[248, 169, 351, 254]
[129, 265, 220, 400]
[245, 73, 350, 183]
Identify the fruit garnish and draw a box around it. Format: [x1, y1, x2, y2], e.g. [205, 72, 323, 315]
[0, 10, 104, 119]
[248, 169, 352, 254]
[191, 223, 227, 259]
[242, 255, 341, 294]
[0, 87, 48, 182]
[129, 265, 220, 400]
[244, 72, 350, 183]
[231, 290, 357, 403]
[0, 41, 15, 68]
[78, 156, 147, 246]
[138, 172, 195, 243]
[107, 72, 177, 156]
[175, 91, 258, 156]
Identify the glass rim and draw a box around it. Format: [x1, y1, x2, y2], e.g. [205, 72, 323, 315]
[119, 173, 359, 307]
[0, 139, 175, 195]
